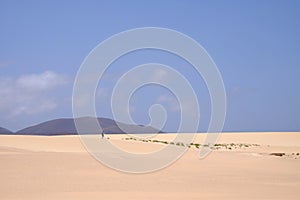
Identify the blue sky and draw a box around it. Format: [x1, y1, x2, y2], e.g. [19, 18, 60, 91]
[0, 0, 299, 132]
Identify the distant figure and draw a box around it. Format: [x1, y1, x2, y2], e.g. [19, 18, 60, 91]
[101, 131, 104, 139]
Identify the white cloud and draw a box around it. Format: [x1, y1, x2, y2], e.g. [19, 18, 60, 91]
[9, 100, 57, 117]
[157, 94, 180, 112]
[152, 68, 168, 82]
[0, 71, 69, 117]
[16, 71, 68, 91]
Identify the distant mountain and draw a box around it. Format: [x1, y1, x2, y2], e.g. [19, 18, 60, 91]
[0, 127, 13, 134]
[16, 117, 162, 135]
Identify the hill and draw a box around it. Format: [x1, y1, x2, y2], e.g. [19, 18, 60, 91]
[16, 117, 162, 135]
[0, 127, 13, 134]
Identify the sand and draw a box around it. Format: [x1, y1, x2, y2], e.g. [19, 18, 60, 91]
[1, 132, 300, 199]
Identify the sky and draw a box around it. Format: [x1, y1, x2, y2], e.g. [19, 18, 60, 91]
[0, 0, 299, 132]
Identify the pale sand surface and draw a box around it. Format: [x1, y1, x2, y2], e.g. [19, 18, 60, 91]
[0, 132, 300, 199]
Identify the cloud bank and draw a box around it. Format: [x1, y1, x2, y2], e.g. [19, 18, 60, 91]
[0, 71, 69, 118]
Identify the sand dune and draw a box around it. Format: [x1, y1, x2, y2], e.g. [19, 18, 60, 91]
[0, 132, 300, 199]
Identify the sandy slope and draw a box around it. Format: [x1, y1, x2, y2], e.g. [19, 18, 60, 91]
[0, 132, 300, 200]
